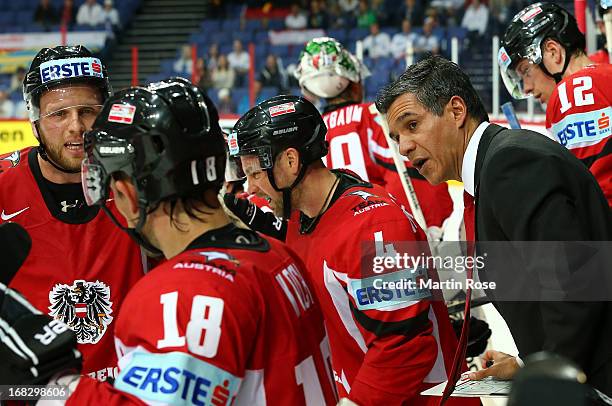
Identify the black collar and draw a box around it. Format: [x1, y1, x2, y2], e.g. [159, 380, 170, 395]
[299, 169, 372, 234]
[185, 223, 270, 252]
[29, 148, 100, 224]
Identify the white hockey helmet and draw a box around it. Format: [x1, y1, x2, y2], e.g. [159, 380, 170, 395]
[294, 37, 370, 99]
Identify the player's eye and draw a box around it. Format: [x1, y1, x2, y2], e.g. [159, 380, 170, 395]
[408, 121, 417, 130]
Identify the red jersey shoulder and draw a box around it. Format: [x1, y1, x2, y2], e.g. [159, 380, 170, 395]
[0, 147, 32, 176]
[547, 64, 612, 124]
[335, 183, 420, 233]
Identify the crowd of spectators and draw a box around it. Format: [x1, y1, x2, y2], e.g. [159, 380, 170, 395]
[32, 0, 120, 32]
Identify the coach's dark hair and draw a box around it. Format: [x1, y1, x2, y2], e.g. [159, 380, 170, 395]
[375, 56, 489, 124]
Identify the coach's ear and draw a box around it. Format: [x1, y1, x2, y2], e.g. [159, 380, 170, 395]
[448, 95, 468, 128]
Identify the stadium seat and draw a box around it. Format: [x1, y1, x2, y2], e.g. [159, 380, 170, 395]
[327, 29, 347, 43]
[267, 19, 284, 30]
[221, 19, 241, 32]
[348, 28, 369, 42]
[201, 19, 222, 32]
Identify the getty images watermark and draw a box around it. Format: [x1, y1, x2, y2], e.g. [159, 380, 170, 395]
[370, 250, 494, 291]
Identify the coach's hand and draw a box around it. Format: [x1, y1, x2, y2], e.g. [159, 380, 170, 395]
[468, 350, 520, 381]
[0, 285, 81, 385]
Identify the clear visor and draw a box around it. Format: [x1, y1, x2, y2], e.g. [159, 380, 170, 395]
[498, 45, 543, 100]
[81, 158, 106, 206]
[28, 85, 103, 123]
[225, 146, 273, 182]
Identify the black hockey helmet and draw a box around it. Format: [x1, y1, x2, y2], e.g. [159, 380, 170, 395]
[24, 45, 112, 122]
[82, 77, 225, 254]
[228, 94, 327, 180]
[228, 94, 328, 218]
[82, 76, 225, 209]
[499, 2, 585, 98]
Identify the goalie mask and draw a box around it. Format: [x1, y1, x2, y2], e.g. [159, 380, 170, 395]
[294, 37, 370, 99]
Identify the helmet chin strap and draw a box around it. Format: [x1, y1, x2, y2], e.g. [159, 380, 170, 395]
[539, 49, 572, 84]
[101, 203, 164, 257]
[267, 163, 309, 220]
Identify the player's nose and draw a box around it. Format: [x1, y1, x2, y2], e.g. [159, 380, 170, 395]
[398, 135, 417, 157]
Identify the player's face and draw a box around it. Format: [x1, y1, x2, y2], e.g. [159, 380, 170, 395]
[241, 155, 284, 216]
[515, 59, 556, 104]
[37, 85, 103, 171]
[386, 92, 462, 185]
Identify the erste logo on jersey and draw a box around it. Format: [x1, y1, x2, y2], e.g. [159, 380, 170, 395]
[48, 279, 113, 344]
[39, 57, 104, 84]
[115, 351, 241, 406]
[552, 107, 611, 148]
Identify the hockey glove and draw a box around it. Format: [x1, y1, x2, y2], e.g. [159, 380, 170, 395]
[0, 285, 82, 385]
[223, 193, 287, 241]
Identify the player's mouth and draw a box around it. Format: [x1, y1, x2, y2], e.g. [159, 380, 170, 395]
[412, 157, 428, 172]
[64, 141, 84, 156]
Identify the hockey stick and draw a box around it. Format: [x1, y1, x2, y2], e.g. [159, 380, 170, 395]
[369, 104, 428, 232]
[501, 101, 522, 129]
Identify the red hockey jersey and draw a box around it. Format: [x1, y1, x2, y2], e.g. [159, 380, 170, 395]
[0, 147, 145, 379]
[322, 102, 454, 227]
[285, 172, 472, 405]
[69, 226, 337, 405]
[546, 64, 612, 206]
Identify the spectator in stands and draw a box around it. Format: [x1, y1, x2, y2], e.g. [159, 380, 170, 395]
[308, 0, 329, 29]
[205, 43, 220, 71]
[101, 0, 120, 31]
[258, 54, 286, 92]
[372, 0, 390, 26]
[356, 0, 377, 28]
[228, 40, 250, 87]
[362, 23, 391, 58]
[391, 19, 418, 60]
[60, 0, 77, 28]
[212, 54, 235, 90]
[195, 58, 213, 91]
[461, 0, 489, 36]
[9, 67, 26, 96]
[34, 0, 59, 30]
[397, 0, 425, 27]
[0, 91, 15, 119]
[174, 45, 194, 76]
[217, 88, 236, 115]
[76, 0, 103, 27]
[285, 4, 307, 30]
[339, 0, 359, 17]
[414, 17, 440, 60]
[328, 3, 350, 29]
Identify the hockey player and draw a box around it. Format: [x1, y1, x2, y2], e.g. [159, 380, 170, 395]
[0, 45, 144, 379]
[499, 2, 611, 206]
[47, 78, 332, 404]
[294, 37, 454, 231]
[229, 95, 476, 405]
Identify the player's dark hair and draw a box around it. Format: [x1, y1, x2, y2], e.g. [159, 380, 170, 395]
[375, 55, 489, 124]
[110, 171, 221, 230]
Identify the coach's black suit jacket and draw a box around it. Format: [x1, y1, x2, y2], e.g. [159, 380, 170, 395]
[473, 123, 612, 395]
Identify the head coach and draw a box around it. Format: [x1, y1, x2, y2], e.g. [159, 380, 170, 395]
[375, 55, 612, 395]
